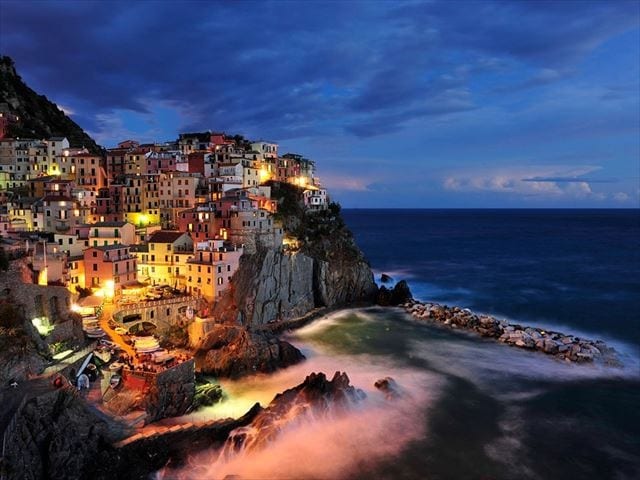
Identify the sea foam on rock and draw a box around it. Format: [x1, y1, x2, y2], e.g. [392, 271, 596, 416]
[402, 300, 621, 366]
[221, 371, 366, 456]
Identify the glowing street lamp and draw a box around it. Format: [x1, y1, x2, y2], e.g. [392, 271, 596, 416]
[105, 279, 115, 300]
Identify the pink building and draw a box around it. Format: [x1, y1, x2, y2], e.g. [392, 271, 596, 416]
[83, 244, 137, 294]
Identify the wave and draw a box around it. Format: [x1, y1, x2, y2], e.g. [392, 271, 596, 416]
[159, 334, 443, 479]
[409, 336, 640, 393]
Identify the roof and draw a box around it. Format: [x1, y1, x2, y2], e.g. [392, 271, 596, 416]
[87, 244, 129, 252]
[48, 137, 68, 142]
[29, 175, 56, 182]
[89, 221, 128, 228]
[148, 230, 188, 244]
[42, 195, 75, 202]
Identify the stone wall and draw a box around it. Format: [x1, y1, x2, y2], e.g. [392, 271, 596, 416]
[145, 359, 195, 422]
[0, 282, 73, 325]
[121, 359, 196, 423]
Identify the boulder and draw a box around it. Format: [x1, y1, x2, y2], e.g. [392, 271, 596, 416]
[374, 376, 400, 399]
[199, 325, 305, 378]
[380, 273, 393, 283]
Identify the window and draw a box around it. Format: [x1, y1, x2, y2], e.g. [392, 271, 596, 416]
[92, 251, 97, 257]
[92, 264, 97, 271]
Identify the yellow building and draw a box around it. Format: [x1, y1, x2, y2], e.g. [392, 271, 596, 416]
[137, 230, 193, 287]
[185, 240, 243, 303]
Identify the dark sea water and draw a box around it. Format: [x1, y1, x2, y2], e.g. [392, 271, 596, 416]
[172, 209, 640, 480]
[343, 209, 640, 346]
[337, 208, 640, 480]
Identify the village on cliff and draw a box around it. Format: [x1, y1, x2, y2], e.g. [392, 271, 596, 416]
[0, 129, 333, 416]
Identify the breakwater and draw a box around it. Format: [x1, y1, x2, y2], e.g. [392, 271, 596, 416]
[402, 300, 621, 365]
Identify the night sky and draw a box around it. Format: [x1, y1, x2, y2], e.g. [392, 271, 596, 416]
[1, 0, 638, 207]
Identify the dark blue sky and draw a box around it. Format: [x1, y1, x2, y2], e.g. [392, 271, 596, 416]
[1, 0, 639, 207]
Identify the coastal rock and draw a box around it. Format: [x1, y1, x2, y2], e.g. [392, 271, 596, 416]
[402, 300, 621, 365]
[199, 324, 304, 378]
[144, 360, 196, 422]
[374, 376, 400, 399]
[192, 383, 224, 409]
[380, 273, 393, 283]
[377, 280, 413, 306]
[222, 371, 365, 455]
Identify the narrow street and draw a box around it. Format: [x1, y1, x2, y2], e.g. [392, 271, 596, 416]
[98, 301, 137, 361]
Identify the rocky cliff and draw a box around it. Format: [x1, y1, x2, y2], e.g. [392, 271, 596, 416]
[224, 247, 376, 328]
[213, 190, 378, 328]
[2, 388, 123, 480]
[199, 194, 377, 377]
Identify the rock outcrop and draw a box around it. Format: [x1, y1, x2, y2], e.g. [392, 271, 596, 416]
[211, 186, 378, 329]
[198, 324, 304, 378]
[377, 279, 413, 306]
[374, 376, 400, 399]
[2, 388, 123, 480]
[222, 371, 365, 456]
[92, 404, 262, 480]
[403, 300, 621, 365]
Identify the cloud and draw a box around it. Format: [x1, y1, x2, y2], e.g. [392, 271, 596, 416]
[1, 0, 636, 145]
[612, 192, 630, 202]
[442, 165, 614, 200]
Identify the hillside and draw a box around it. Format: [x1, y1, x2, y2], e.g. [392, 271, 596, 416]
[0, 56, 102, 153]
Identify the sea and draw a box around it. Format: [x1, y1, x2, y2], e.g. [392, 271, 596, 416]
[164, 209, 640, 480]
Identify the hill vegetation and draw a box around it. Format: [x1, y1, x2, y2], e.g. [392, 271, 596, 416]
[0, 56, 102, 153]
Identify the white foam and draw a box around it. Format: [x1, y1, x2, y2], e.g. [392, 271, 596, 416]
[160, 334, 443, 479]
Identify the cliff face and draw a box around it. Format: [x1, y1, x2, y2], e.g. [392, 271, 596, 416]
[211, 185, 377, 328]
[227, 247, 376, 327]
[0, 56, 102, 153]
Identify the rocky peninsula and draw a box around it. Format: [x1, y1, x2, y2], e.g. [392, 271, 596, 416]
[402, 298, 621, 365]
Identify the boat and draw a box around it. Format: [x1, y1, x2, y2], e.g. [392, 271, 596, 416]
[109, 374, 121, 388]
[109, 361, 125, 372]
